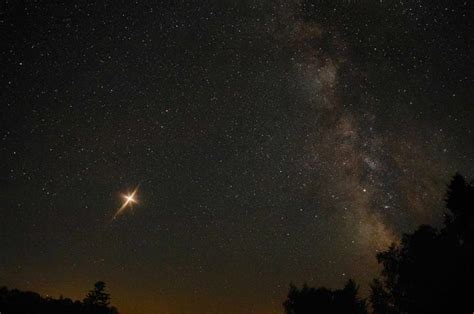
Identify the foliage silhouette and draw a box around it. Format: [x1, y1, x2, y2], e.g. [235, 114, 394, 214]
[370, 173, 474, 314]
[84, 281, 112, 307]
[0, 281, 118, 314]
[284, 174, 473, 314]
[283, 279, 367, 314]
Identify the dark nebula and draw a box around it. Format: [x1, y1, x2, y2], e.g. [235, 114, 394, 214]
[1, 1, 472, 313]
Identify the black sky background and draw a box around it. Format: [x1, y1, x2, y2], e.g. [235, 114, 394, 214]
[1, 1, 473, 313]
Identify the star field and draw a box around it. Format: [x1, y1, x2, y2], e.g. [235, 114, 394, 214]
[1, 1, 473, 314]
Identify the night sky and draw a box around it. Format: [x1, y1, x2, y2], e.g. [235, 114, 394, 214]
[1, 1, 472, 313]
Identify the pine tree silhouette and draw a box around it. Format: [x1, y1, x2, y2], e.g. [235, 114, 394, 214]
[84, 281, 111, 307]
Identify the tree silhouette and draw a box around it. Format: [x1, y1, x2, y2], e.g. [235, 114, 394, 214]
[334, 280, 367, 314]
[0, 282, 118, 314]
[370, 279, 396, 314]
[284, 174, 473, 314]
[283, 279, 367, 314]
[370, 173, 474, 314]
[83, 281, 118, 314]
[84, 281, 111, 307]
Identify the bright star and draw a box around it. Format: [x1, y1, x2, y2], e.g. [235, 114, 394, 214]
[113, 186, 139, 220]
[124, 194, 136, 204]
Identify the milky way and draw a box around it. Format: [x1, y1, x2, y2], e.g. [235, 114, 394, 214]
[1, 1, 472, 314]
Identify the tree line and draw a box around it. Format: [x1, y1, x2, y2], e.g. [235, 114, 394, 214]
[284, 173, 473, 313]
[0, 281, 118, 314]
[1, 174, 472, 313]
